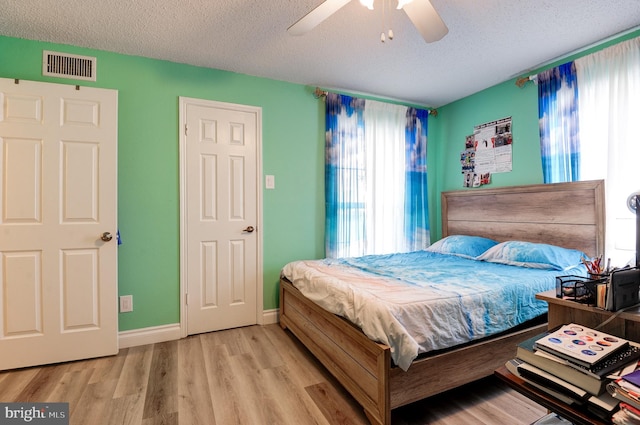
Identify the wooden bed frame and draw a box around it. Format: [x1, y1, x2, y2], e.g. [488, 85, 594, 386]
[279, 180, 605, 425]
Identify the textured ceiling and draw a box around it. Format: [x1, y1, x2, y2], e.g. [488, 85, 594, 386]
[1, 0, 639, 107]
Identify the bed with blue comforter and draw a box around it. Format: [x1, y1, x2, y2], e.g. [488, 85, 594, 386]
[278, 180, 604, 425]
[282, 236, 588, 371]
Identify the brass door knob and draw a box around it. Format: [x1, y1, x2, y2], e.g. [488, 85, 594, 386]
[243, 226, 255, 233]
[101, 232, 113, 242]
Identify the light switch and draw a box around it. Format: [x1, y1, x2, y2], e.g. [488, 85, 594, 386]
[265, 175, 275, 189]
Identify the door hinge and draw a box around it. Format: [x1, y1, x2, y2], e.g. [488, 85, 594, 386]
[184, 124, 188, 136]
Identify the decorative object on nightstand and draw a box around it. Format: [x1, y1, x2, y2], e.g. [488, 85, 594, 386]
[533, 324, 640, 376]
[555, 265, 640, 312]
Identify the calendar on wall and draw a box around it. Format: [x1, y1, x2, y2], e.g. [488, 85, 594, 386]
[460, 116, 513, 187]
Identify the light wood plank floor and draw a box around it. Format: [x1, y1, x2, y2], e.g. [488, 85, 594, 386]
[0, 324, 547, 425]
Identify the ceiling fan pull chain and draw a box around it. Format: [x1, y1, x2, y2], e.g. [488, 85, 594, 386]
[380, 0, 394, 42]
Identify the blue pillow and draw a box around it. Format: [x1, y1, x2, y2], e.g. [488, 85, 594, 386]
[476, 241, 587, 270]
[426, 235, 499, 259]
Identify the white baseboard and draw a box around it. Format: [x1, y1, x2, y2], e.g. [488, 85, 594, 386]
[262, 308, 279, 325]
[118, 309, 280, 349]
[118, 323, 182, 349]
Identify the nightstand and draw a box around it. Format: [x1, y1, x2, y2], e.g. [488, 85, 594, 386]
[535, 289, 640, 340]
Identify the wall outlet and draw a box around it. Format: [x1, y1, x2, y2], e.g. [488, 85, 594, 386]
[120, 295, 133, 313]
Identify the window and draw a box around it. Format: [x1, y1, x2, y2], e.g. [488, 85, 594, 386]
[538, 36, 640, 266]
[324, 93, 429, 258]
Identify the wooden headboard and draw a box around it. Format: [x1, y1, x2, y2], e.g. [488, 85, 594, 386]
[441, 180, 605, 258]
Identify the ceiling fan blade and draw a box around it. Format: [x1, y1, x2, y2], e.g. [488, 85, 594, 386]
[288, 0, 352, 35]
[402, 0, 448, 43]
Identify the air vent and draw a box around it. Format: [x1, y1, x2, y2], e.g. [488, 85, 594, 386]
[42, 50, 97, 81]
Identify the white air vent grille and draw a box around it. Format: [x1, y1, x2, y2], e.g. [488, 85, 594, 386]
[42, 50, 97, 81]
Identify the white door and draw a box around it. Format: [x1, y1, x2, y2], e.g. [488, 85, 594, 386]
[180, 97, 262, 335]
[0, 78, 118, 370]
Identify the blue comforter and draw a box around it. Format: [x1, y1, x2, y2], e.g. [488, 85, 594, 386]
[282, 250, 586, 371]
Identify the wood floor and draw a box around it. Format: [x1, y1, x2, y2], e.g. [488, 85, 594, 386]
[0, 324, 547, 425]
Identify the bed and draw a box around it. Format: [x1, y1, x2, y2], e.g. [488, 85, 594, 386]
[279, 180, 605, 425]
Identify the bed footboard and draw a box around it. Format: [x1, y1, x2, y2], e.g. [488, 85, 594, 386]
[279, 278, 391, 425]
[280, 277, 548, 425]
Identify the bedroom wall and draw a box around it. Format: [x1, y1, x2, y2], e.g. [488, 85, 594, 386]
[426, 79, 541, 239]
[0, 35, 326, 331]
[1, 27, 638, 334]
[427, 28, 640, 241]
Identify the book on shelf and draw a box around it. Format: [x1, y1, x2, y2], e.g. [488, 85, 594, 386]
[506, 358, 620, 421]
[532, 324, 640, 381]
[504, 358, 582, 406]
[612, 402, 640, 423]
[607, 379, 640, 411]
[621, 369, 640, 387]
[607, 368, 640, 412]
[521, 330, 640, 382]
[586, 389, 620, 421]
[508, 357, 622, 419]
[517, 332, 609, 395]
[534, 323, 630, 368]
[516, 360, 590, 400]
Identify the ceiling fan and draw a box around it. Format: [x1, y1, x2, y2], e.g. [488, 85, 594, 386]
[287, 0, 448, 43]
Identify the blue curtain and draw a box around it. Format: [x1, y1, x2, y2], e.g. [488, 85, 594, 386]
[404, 107, 430, 251]
[325, 93, 366, 258]
[538, 62, 580, 183]
[325, 92, 429, 258]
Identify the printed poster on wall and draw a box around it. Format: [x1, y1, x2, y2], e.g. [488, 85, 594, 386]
[460, 116, 513, 187]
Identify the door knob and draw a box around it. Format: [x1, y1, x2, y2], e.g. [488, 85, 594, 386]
[243, 226, 255, 233]
[101, 232, 113, 242]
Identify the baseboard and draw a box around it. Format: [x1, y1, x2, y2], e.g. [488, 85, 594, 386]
[118, 323, 182, 349]
[118, 309, 280, 349]
[262, 308, 279, 325]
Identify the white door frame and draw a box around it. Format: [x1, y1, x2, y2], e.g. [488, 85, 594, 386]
[178, 96, 263, 337]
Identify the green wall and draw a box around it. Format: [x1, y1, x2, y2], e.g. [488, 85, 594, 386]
[0, 36, 325, 331]
[2, 28, 638, 332]
[427, 28, 640, 240]
[427, 79, 541, 240]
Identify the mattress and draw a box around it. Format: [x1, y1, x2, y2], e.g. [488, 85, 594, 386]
[281, 250, 587, 371]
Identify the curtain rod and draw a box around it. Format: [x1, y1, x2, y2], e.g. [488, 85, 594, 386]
[515, 75, 537, 88]
[313, 87, 438, 116]
[515, 26, 640, 88]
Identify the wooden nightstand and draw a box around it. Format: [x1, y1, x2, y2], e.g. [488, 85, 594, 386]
[536, 289, 640, 340]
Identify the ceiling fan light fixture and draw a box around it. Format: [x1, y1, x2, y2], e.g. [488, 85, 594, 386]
[396, 0, 414, 9]
[360, 0, 374, 10]
[288, 0, 448, 44]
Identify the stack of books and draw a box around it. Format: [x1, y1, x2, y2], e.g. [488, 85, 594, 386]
[607, 370, 640, 423]
[506, 323, 640, 421]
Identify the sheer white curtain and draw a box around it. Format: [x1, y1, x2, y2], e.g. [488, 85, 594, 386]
[325, 93, 429, 258]
[363, 100, 408, 254]
[575, 37, 640, 266]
